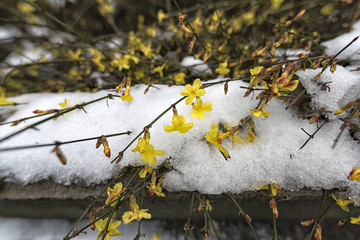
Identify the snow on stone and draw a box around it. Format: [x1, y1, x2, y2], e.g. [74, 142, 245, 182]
[180, 56, 212, 75]
[297, 65, 360, 119]
[322, 20, 360, 63]
[0, 77, 359, 202]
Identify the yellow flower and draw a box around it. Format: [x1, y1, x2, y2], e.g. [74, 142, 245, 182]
[152, 63, 167, 78]
[146, 27, 157, 37]
[122, 194, 151, 224]
[270, 0, 284, 10]
[140, 41, 155, 58]
[125, 55, 139, 64]
[181, 78, 206, 105]
[97, 0, 115, 17]
[132, 137, 165, 166]
[139, 165, 153, 178]
[148, 172, 166, 197]
[110, 56, 130, 72]
[0, 87, 15, 106]
[17, 1, 36, 15]
[121, 78, 133, 102]
[95, 217, 122, 240]
[106, 182, 126, 206]
[349, 167, 360, 181]
[249, 66, 264, 88]
[314, 223, 322, 240]
[250, 102, 271, 118]
[215, 61, 230, 76]
[225, 124, 243, 147]
[258, 184, 282, 196]
[89, 48, 105, 72]
[350, 215, 360, 225]
[68, 49, 82, 60]
[59, 98, 69, 109]
[157, 9, 168, 24]
[205, 124, 230, 158]
[190, 98, 212, 119]
[245, 120, 256, 143]
[164, 112, 193, 134]
[269, 198, 278, 218]
[174, 72, 185, 84]
[331, 194, 354, 212]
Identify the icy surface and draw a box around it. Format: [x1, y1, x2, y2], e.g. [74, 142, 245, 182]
[0, 78, 359, 200]
[322, 20, 360, 63]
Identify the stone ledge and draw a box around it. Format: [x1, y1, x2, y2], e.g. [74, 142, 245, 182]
[0, 180, 348, 220]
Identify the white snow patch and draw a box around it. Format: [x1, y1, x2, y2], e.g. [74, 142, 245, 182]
[0, 80, 359, 203]
[322, 20, 360, 63]
[297, 65, 360, 119]
[181, 56, 212, 75]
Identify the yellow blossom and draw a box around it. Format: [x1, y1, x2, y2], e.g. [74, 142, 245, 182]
[17, 1, 36, 15]
[95, 217, 122, 240]
[132, 137, 165, 166]
[125, 55, 139, 64]
[190, 98, 212, 119]
[225, 124, 243, 147]
[97, 0, 115, 17]
[106, 182, 126, 206]
[146, 27, 157, 37]
[164, 110, 193, 133]
[250, 102, 270, 118]
[258, 184, 282, 196]
[270, 0, 284, 10]
[157, 9, 168, 24]
[269, 198, 278, 218]
[89, 48, 105, 72]
[152, 63, 167, 78]
[139, 165, 153, 178]
[111, 56, 130, 72]
[121, 78, 133, 102]
[122, 194, 151, 224]
[349, 167, 360, 181]
[59, 98, 69, 109]
[174, 72, 185, 84]
[68, 49, 82, 60]
[314, 223, 322, 240]
[350, 215, 360, 225]
[140, 41, 155, 58]
[0, 87, 15, 106]
[248, 66, 264, 89]
[148, 172, 166, 197]
[331, 194, 354, 212]
[205, 124, 230, 158]
[245, 120, 256, 143]
[215, 61, 230, 76]
[181, 78, 206, 105]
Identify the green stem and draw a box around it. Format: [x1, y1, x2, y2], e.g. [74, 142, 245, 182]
[111, 96, 186, 163]
[184, 192, 196, 240]
[268, 185, 277, 240]
[229, 194, 260, 240]
[0, 94, 116, 143]
[0, 131, 131, 152]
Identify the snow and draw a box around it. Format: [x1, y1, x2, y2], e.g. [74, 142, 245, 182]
[322, 20, 360, 63]
[1, 20, 360, 205]
[297, 65, 360, 119]
[180, 56, 212, 75]
[0, 75, 359, 201]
